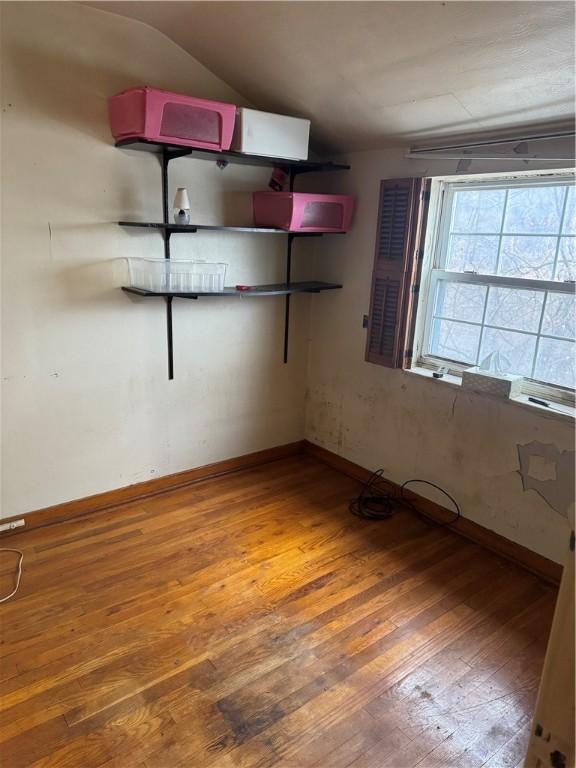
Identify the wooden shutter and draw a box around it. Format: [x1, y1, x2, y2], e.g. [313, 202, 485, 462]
[365, 177, 430, 368]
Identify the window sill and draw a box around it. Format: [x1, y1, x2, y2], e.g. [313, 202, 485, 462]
[405, 366, 575, 423]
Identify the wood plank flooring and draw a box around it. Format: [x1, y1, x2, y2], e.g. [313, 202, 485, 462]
[0, 456, 557, 767]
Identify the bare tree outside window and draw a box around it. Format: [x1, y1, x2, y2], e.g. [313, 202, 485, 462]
[423, 178, 575, 391]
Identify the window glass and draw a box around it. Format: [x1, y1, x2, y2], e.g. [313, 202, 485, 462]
[479, 328, 537, 378]
[446, 235, 499, 273]
[485, 287, 544, 333]
[542, 293, 576, 339]
[504, 186, 565, 234]
[451, 189, 506, 233]
[429, 318, 480, 363]
[556, 237, 575, 281]
[424, 178, 576, 391]
[498, 236, 556, 280]
[534, 338, 575, 389]
[434, 282, 486, 323]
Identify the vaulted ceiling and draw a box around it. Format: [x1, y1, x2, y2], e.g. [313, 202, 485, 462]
[88, 1, 575, 153]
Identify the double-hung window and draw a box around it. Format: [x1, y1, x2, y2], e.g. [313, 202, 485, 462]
[418, 176, 575, 401]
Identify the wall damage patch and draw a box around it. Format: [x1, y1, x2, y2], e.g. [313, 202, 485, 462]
[517, 441, 575, 518]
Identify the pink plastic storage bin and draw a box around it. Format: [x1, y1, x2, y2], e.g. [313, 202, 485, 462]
[253, 192, 355, 232]
[108, 87, 236, 151]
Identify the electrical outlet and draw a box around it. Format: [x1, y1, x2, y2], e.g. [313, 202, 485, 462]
[0, 519, 25, 533]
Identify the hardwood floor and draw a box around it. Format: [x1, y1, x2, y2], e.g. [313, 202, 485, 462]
[0, 456, 556, 767]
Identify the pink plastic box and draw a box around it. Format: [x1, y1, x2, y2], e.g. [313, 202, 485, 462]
[108, 87, 236, 151]
[253, 192, 355, 232]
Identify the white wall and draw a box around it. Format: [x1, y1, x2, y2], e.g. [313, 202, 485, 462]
[305, 149, 575, 564]
[0, 2, 314, 517]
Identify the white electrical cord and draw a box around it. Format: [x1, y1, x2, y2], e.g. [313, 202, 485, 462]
[0, 549, 23, 603]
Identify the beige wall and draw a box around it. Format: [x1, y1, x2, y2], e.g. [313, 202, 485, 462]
[0, 2, 314, 517]
[1, 2, 573, 565]
[305, 149, 574, 565]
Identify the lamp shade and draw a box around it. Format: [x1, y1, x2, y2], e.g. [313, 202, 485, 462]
[173, 188, 190, 210]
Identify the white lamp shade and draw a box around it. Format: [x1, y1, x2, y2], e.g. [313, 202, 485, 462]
[173, 188, 190, 210]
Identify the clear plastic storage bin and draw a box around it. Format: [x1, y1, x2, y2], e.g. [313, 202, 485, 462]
[127, 258, 227, 293]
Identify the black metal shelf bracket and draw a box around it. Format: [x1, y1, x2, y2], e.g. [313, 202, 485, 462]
[284, 233, 295, 364]
[283, 170, 297, 364]
[158, 145, 200, 378]
[160, 148, 174, 379]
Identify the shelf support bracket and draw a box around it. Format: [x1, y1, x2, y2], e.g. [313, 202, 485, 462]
[283, 233, 295, 364]
[283, 168, 296, 364]
[160, 147, 174, 379]
[166, 296, 174, 380]
[282, 169, 298, 365]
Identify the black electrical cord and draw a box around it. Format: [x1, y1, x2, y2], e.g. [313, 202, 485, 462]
[349, 469, 396, 520]
[349, 471, 461, 527]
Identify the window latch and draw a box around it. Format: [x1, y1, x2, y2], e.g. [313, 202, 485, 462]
[463, 270, 477, 274]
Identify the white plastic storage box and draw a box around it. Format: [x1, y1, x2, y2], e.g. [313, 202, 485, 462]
[461, 367, 523, 399]
[231, 108, 310, 160]
[127, 258, 227, 293]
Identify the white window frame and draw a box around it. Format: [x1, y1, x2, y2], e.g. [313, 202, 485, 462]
[414, 172, 576, 406]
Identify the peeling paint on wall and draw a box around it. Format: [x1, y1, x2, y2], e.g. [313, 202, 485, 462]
[517, 441, 575, 518]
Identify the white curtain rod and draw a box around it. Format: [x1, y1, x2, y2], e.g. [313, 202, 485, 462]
[409, 130, 575, 155]
[404, 153, 575, 162]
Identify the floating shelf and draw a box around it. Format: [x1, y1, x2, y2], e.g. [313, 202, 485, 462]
[115, 138, 350, 175]
[116, 136, 350, 378]
[118, 221, 330, 237]
[122, 281, 342, 299]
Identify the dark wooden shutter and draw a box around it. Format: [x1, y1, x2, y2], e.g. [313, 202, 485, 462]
[365, 177, 430, 368]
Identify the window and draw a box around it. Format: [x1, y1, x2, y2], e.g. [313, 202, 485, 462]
[417, 175, 576, 399]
